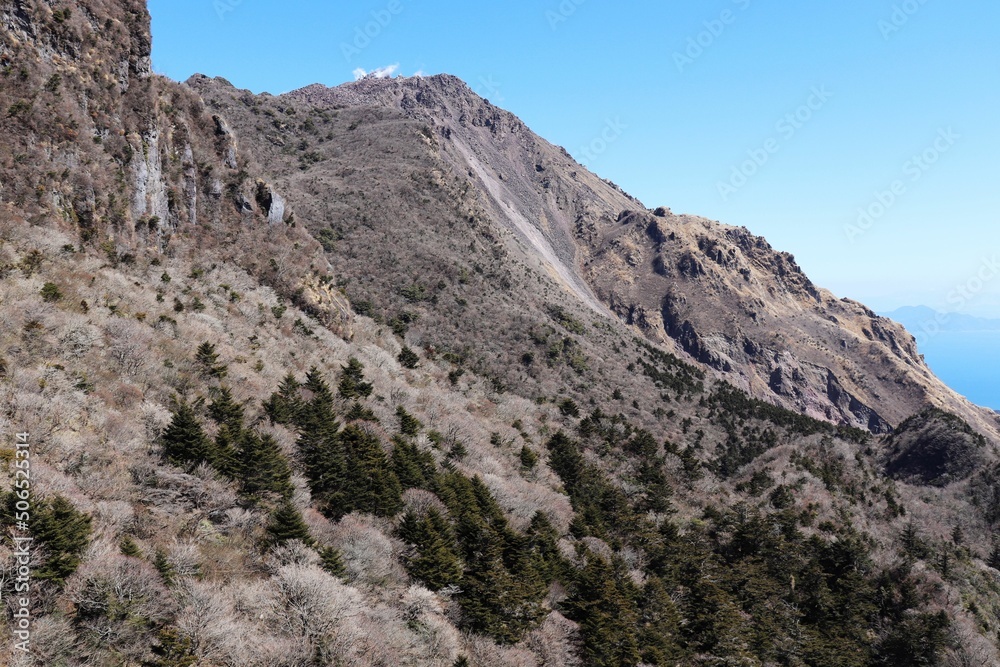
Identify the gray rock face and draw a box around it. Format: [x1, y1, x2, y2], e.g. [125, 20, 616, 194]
[267, 191, 286, 225]
[213, 115, 239, 168]
[130, 129, 170, 245]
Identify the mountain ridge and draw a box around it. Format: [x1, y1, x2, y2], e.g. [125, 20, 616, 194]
[189, 71, 1000, 441]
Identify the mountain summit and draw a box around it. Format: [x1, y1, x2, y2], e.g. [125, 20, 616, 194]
[192, 72, 1000, 440]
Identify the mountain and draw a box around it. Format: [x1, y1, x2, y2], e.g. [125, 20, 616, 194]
[883, 305, 1000, 334]
[3, 1, 1000, 665]
[190, 72, 1000, 441]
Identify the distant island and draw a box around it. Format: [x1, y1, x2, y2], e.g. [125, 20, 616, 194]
[882, 305, 1000, 337]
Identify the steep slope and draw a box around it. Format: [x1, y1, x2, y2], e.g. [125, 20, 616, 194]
[191, 73, 1000, 442]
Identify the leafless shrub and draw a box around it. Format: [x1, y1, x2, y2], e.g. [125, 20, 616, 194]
[521, 611, 580, 667]
[104, 318, 152, 379]
[67, 549, 175, 660]
[331, 513, 408, 588]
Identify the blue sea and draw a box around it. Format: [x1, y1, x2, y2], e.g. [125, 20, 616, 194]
[918, 331, 1000, 411]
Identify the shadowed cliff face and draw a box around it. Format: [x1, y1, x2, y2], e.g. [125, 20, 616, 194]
[190, 73, 1000, 439]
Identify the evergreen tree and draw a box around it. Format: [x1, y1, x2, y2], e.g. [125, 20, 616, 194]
[398, 346, 420, 369]
[318, 546, 346, 578]
[208, 389, 244, 478]
[392, 437, 436, 490]
[263, 373, 303, 425]
[238, 432, 294, 500]
[396, 405, 423, 436]
[341, 425, 403, 517]
[296, 377, 346, 516]
[303, 367, 336, 412]
[519, 445, 538, 470]
[338, 357, 373, 399]
[524, 511, 565, 582]
[987, 543, 1000, 571]
[266, 500, 313, 546]
[195, 342, 227, 378]
[345, 401, 379, 423]
[638, 576, 685, 665]
[208, 386, 245, 426]
[398, 509, 463, 590]
[563, 550, 641, 667]
[458, 526, 545, 644]
[161, 401, 215, 469]
[154, 549, 176, 586]
[120, 535, 143, 558]
[32, 496, 92, 585]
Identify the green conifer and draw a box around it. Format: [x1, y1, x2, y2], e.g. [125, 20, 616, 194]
[341, 425, 403, 517]
[32, 496, 92, 585]
[266, 500, 313, 546]
[238, 432, 294, 500]
[161, 401, 215, 469]
[195, 342, 227, 378]
[398, 509, 463, 590]
[263, 373, 303, 425]
[396, 405, 422, 436]
[338, 357, 373, 399]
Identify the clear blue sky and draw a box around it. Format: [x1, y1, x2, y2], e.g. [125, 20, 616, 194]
[149, 0, 1000, 316]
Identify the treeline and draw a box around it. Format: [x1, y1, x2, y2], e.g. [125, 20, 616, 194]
[544, 423, 952, 666]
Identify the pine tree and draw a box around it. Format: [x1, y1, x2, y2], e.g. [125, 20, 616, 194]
[638, 576, 684, 665]
[266, 500, 313, 546]
[338, 357, 373, 399]
[458, 526, 544, 644]
[161, 401, 215, 469]
[264, 372, 303, 425]
[195, 342, 227, 378]
[238, 432, 294, 500]
[519, 445, 538, 470]
[318, 546, 346, 578]
[209, 389, 244, 478]
[32, 496, 92, 585]
[208, 386, 245, 426]
[525, 511, 565, 582]
[304, 366, 336, 411]
[563, 550, 641, 667]
[392, 437, 436, 490]
[988, 544, 1000, 571]
[396, 405, 422, 436]
[341, 425, 403, 517]
[398, 509, 463, 590]
[295, 378, 346, 516]
[154, 549, 176, 586]
[398, 346, 420, 369]
[120, 535, 143, 558]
